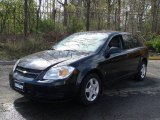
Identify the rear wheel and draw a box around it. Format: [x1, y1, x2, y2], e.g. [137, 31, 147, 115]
[136, 61, 147, 81]
[78, 73, 102, 105]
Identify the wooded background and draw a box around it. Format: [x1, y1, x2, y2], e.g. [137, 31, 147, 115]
[0, 0, 160, 39]
[0, 0, 160, 59]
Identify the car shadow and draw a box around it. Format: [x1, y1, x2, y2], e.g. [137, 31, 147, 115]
[105, 76, 159, 91]
[13, 76, 160, 120]
[13, 96, 116, 120]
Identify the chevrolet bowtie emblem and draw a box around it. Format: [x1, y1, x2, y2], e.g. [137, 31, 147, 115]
[22, 71, 27, 74]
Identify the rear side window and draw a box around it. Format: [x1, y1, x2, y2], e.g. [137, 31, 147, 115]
[122, 35, 134, 49]
[122, 34, 143, 49]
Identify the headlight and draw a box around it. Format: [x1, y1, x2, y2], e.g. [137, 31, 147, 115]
[40, 66, 75, 83]
[13, 60, 20, 72]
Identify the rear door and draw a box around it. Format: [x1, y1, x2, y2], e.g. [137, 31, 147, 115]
[122, 34, 142, 73]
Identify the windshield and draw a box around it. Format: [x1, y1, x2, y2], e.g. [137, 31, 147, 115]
[53, 32, 109, 52]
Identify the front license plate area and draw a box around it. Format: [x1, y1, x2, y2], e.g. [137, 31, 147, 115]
[14, 80, 24, 92]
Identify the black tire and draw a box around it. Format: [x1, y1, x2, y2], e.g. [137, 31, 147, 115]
[136, 61, 147, 81]
[78, 73, 102, 105]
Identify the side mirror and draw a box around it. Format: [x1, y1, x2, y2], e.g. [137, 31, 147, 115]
[105, 47, 122, 57]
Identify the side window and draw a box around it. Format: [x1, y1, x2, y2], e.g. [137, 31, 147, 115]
[108, 35, 123, 49]
[122, 35, 134, 49]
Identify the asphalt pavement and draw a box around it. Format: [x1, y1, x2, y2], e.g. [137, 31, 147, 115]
[0, 60, 160, 120]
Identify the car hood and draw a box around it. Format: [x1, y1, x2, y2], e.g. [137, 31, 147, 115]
[17, 50, 91, 70]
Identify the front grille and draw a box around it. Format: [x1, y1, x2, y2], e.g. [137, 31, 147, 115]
[15, 66, 42, 79]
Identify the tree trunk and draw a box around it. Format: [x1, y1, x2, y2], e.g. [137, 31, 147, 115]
[86, 0, 91, 31]
[115, 8, 117, 30]
[117, 0, 121, 30]
[124, 11, 128, 32]
[151, 0, 159, 33]
[63, 0, 68, 26]
[36, 0, 42, 32]
[24, 0, 28, 37]
[137, 0, 145, 32]
[52, 0, 56, 20]
[13, 7, 16, 34]
[151, 0, 157, 33]
[57, 0, 68, 26]
[107, 0, 111, 29]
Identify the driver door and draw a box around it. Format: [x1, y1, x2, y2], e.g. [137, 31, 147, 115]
[102, 35, 129, 81]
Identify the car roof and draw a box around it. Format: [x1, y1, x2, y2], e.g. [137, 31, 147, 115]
[75, 31, 131, 36]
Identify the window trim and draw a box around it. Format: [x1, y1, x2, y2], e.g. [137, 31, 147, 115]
[107, 35, 124, 50]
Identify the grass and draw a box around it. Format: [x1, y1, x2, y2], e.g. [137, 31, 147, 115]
[149, 56, 160, 60]
[0, 36, 51, 60]
[0, 51, 9, 60]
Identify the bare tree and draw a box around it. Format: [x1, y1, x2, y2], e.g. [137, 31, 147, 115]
[57, 0, 68, 26]
[137, 0, 145, 32]
[106, 0, 112, 29]
[117, 0, 121, 30]
[85, 0, 91, 31]
[36, 0, 42, 32]
[24, 0, 28, 37]
[151, 0, 160, 33]
[52, 0, 56, 23]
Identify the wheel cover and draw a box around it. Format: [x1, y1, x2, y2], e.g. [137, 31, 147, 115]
[141, 64, 146, 78]
[85, 78, 99, 102]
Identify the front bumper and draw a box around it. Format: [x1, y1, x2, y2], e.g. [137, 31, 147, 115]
[9, 72, 79, 101]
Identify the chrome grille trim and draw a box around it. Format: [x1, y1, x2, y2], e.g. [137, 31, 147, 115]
[15, 66, 42, 79]
[16, 68, 39, 75]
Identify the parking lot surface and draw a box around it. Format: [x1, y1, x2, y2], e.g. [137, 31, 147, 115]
[0, 60, 160, 120]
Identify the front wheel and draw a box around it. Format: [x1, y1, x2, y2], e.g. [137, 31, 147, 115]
[136, 61, 147, 81]
[78, 73, 102, 105]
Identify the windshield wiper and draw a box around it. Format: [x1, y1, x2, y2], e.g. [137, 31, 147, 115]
[63, 50, 77, 52]
[51, 47, 55, 50]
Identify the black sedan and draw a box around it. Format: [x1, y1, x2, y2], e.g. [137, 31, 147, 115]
[9, 31, 148, 105]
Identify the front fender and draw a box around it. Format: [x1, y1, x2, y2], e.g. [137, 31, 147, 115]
[76, 67, 105, 87]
